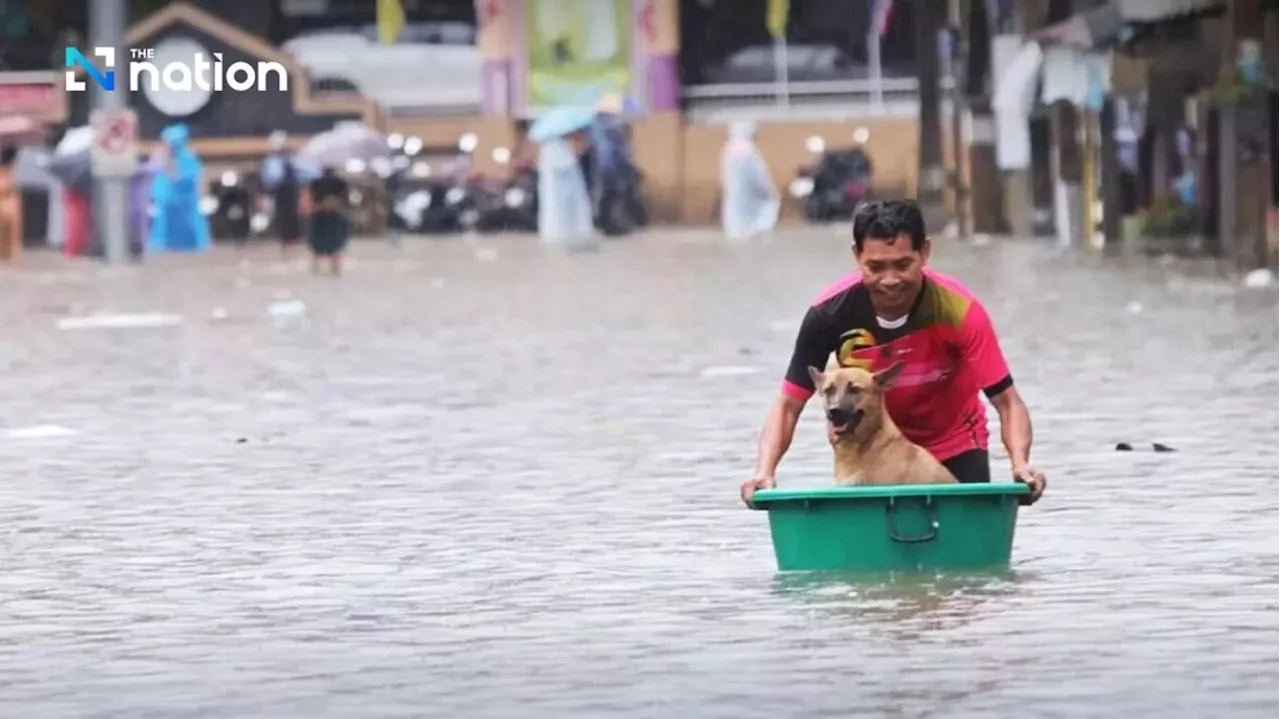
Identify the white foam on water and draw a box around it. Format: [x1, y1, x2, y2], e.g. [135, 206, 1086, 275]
[266, 300, 307, 318]
[4, 424, 79, 439]
[56, 313, 182, 330]
[765, 319, 793, 333]
[699, 365, 764, 378]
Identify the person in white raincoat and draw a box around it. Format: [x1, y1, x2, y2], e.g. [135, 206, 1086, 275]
[537, 132, 596, 247]
[720, 121, 779, 240]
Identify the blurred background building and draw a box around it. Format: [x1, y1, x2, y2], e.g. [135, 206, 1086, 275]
[0, 0, 1276, 266]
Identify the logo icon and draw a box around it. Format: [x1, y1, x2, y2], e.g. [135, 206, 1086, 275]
[65, 47, 116, 92]
[837, 328, 876, 371]
[63, 45, 289, 98]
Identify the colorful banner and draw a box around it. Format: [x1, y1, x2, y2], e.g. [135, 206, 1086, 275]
[636, 0, 678, 55]
[525, 0, 631, 109]
[477, 0, 514, 60]
[376, 0, 405, 45]
[766, 0, 789, 40]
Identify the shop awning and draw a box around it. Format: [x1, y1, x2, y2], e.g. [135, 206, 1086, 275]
[1032, 3, 1126, 47]
[1032, 0, 1238, 48]
[1113, 0, 1223, 22]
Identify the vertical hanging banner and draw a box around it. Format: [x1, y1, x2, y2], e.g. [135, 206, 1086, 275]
[766, 0, 789, 39]
[377, 0, 406, 44]
[525, 0, 632, 110]
[477, 0, 514, 114]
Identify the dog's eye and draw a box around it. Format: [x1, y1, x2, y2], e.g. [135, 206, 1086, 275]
[846, 383, 859, 394]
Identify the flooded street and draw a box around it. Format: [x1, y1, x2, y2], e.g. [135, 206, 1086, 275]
[0, 229, 1275, 718]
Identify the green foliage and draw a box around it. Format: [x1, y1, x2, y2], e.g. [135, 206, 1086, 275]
[1139, 194, 1196, 238]
[1208, 68, 1270, 104]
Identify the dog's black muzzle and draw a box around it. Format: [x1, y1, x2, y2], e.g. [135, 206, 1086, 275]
[826, 407, 864, 429]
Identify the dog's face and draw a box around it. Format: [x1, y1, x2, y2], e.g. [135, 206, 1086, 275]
[808, 362, 905, 437]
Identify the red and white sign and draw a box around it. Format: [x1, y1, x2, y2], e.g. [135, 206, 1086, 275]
[0, 83, 57, 116]
[90, 107, 139, 178]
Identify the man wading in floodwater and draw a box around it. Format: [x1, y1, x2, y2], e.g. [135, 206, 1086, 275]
[740, 200, 1047, 504]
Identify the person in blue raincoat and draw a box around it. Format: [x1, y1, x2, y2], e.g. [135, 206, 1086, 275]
[720, 120, 779, 240]
[537, 130, 595, 246]
[148, 123, 211, 253]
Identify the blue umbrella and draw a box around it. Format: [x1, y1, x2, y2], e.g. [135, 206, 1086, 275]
[528, 105, 598, 143]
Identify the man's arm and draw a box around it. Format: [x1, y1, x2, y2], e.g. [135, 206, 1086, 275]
[959, 299, 1045, 501]
[753, 394, 807, 481]
[988, 384, 1033, 470]
[745, 307, 832, 496]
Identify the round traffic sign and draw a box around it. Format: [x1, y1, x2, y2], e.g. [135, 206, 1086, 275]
[95, 114, 135, 154]
[89, 108, 139, 177]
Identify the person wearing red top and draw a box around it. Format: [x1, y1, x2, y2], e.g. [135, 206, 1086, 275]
[741, 200, 1046, 504]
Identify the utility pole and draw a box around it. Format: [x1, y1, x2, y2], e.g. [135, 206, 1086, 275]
[1218, 0, 1271, 271]
[1098, 96, 1123, 253]
[945, 0, 968, 238]
[999, 0, 1036, 237]
[964, 0, 1003, 234]
[914, 0, 945, 226]
[1046, 0, 1082, 248]
[90, 0, 131, 264]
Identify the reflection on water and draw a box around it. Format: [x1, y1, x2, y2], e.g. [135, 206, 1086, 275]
[772, 571, 1023, 635]
[0, 233, 1275, 718]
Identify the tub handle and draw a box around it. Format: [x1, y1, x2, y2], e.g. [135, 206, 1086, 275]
[885, 496, 938, 543]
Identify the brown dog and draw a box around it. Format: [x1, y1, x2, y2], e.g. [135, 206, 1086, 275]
[808, 363, 958, 486]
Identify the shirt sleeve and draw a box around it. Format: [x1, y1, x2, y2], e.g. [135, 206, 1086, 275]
[781, 307, 835, 401]
[958, 299, 1013, 396]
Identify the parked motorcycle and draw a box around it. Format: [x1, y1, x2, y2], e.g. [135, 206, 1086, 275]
[339, 157, 389, 236]
[790, 127, 874, 222]
[500, 161, 539, 232]
[203, 169, 261, 242]
[381, 133, 443, 235]
[595, 161, 647, 236]
[462, 146, 538, 233]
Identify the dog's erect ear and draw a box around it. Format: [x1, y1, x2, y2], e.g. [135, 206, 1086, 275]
[807, 365, 826, 389]
[874, 361, 905, 388]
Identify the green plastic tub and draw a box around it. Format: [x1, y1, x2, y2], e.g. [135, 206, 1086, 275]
[749, 483, 1030, 573]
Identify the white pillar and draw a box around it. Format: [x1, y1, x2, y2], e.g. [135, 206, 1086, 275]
[90, 0, 131, 264]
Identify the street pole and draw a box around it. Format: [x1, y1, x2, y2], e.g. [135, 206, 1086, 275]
[914, 0, 946, 227]
[946, 0, 968, 238]
[90, 0, 131, 265]
[868, 19, 884, 112]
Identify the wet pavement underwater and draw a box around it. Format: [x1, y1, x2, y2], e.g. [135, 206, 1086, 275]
[0, 229, 1276, 718]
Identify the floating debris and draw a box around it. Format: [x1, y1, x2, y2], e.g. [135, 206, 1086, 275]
[1243, 268, 1275, 289]
[1115, 442, 1176, 452]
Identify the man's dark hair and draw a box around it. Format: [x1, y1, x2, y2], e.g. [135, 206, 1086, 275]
[852, 199, 927, 252]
